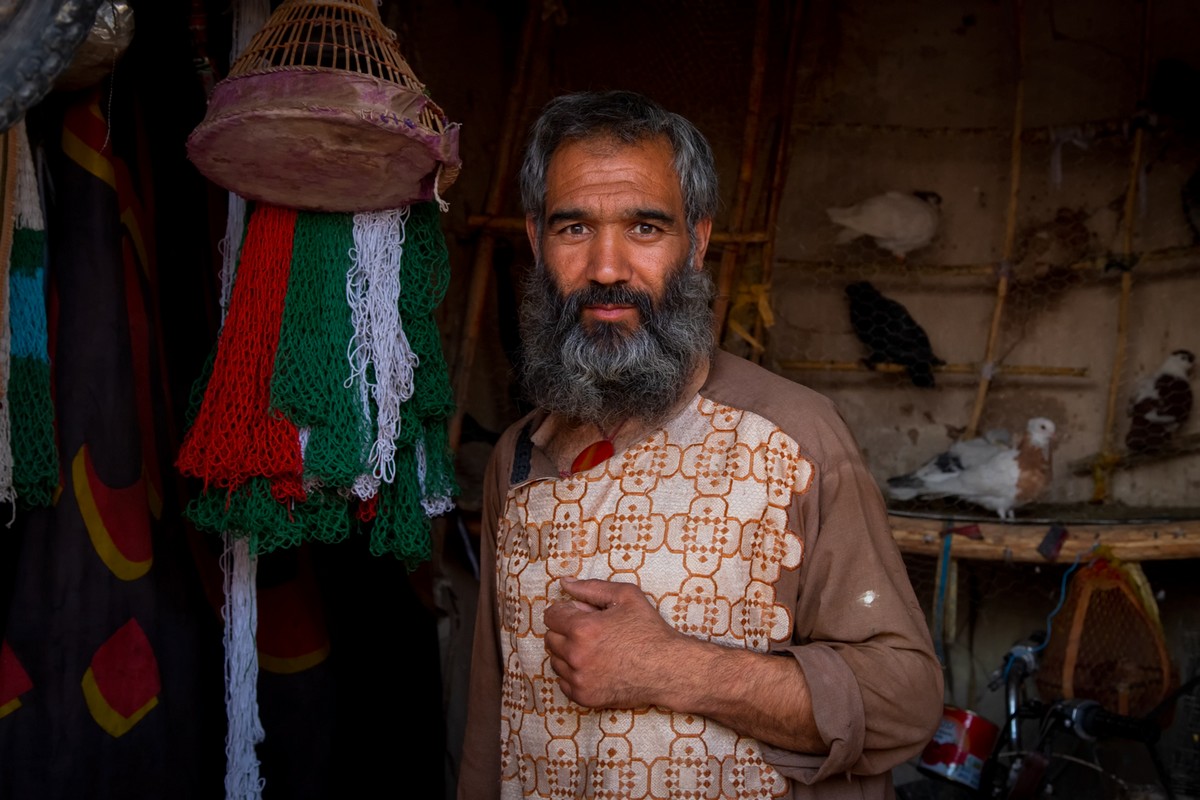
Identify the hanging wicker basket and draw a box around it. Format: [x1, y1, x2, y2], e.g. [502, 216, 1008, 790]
[1035, 557, 1174, 718]
[187, 0, 461, 213]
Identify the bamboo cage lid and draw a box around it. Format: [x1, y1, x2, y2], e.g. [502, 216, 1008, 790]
[187, 0, 461, 213]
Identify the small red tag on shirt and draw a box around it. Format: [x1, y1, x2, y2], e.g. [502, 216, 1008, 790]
[570, 439, 615, 473]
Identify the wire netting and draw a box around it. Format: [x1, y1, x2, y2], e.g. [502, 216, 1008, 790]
[762, 0, 1199, 523]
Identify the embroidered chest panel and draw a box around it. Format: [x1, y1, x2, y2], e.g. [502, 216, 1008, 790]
[494, 397, 811, 799]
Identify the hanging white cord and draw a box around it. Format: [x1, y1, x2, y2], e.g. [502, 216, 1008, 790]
[432, 163, 450, 213]
[416, 435, 454, 517]
[347, 207, 419, 499]
[344, 216, 382, 500]
[221, 2, 271, 799]
[221, 536, 265, 799]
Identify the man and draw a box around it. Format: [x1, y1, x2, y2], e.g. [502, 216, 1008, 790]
[457, 90, 943, 799]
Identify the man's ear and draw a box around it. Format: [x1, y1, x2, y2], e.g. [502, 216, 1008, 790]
[692, 218, 713, 269]
[525, 215, 540, 259]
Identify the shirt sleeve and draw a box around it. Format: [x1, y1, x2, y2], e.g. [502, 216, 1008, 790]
[454, 441, 508, 800]
[762, 409, 944, 784]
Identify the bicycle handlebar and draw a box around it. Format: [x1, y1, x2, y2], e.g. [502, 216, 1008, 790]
[986, 632, 1045, 692]
[1057, 699, 1160, 744]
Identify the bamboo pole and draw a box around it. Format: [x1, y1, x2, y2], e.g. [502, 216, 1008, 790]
[1091, 0, 1153, 503]
[749, 0, 806, 365]
[711, 0, 771, 343]
[964, 0, 1026, 439]
[447, 0, 543, 453]
[0, 128, 17, 256]
[776, 359, 1087, 378]
[932, 531, 953, 664]
[946, 556, 959, 646]
[937, 1, 1027, 628]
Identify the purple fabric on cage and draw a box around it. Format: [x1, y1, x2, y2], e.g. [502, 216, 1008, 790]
[187, 71, 462, 213]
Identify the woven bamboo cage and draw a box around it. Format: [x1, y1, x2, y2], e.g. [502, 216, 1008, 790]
[1034, 556, 1174, 719]
[187, 0, 460, 213]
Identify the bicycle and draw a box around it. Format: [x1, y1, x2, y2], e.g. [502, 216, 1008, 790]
[976, 631, 1195, 800]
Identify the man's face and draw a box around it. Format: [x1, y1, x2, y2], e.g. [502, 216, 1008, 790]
[517, 137, 716, 429]
[526, 136, 712, 330]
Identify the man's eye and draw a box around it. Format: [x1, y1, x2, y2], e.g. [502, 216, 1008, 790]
[634, 223, 660, 235]
[563, 223, 587, 235]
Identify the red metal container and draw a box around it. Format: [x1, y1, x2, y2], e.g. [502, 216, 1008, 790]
[917, 706, 1000, 790]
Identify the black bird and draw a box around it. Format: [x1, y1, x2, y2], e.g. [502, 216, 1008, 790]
[845, 280, 944, 388]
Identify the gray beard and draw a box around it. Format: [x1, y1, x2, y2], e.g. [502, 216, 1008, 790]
[517, 258, 716, 431]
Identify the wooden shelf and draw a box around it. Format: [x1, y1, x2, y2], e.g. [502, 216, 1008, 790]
[1068, 432, 1200, 475]
[777, 359, 1088, 378]
[890, 514, 1200, 562]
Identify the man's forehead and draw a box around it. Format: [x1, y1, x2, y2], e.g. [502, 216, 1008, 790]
[542, 135, 683, 215]
[548, 134, 677, 175]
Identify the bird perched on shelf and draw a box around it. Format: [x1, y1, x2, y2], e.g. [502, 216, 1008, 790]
[845, 280, 944, 388]
[1125, 349, 1195, 454]
[885, 417, 1058, 520]
[826, 190, 942, 260]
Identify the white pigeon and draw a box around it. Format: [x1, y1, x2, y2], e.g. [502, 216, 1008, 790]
[885, 417, 1057, 520]
[1125, 349, 1195, 453]
[826, 190, 942, 259]
[885, 431, 1011, 502]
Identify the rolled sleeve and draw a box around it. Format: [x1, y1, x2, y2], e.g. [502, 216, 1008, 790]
[767, 411, 944, 783]
[762, 643, 866, 782]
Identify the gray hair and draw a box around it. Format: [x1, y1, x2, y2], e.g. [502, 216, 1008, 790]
[519, 90, 720, 240]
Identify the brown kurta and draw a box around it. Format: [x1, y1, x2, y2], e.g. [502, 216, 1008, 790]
[458, 350, 943, 799]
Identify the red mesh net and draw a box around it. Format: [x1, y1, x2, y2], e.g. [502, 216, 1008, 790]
[175, 204, 305, 502]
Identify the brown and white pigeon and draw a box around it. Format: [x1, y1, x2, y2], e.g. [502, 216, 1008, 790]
[826, 190, 942, 259]
[885, 417, 1057, 520]
[1125, 349, 1195, 454]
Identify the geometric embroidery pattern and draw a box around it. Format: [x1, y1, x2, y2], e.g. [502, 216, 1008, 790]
[495, 396, 811, 799]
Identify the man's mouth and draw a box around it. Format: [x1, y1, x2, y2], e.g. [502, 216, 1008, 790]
[583, 304, 637, 323]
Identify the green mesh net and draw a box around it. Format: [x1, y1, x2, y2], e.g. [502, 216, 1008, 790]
[8, 226, 58, 507]
[180, 201, 458, 570]
[184, 476, 353, 554]
[271, 212, 372, 489]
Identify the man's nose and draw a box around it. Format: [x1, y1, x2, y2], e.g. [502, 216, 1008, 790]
[585, 229, 632, 285]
